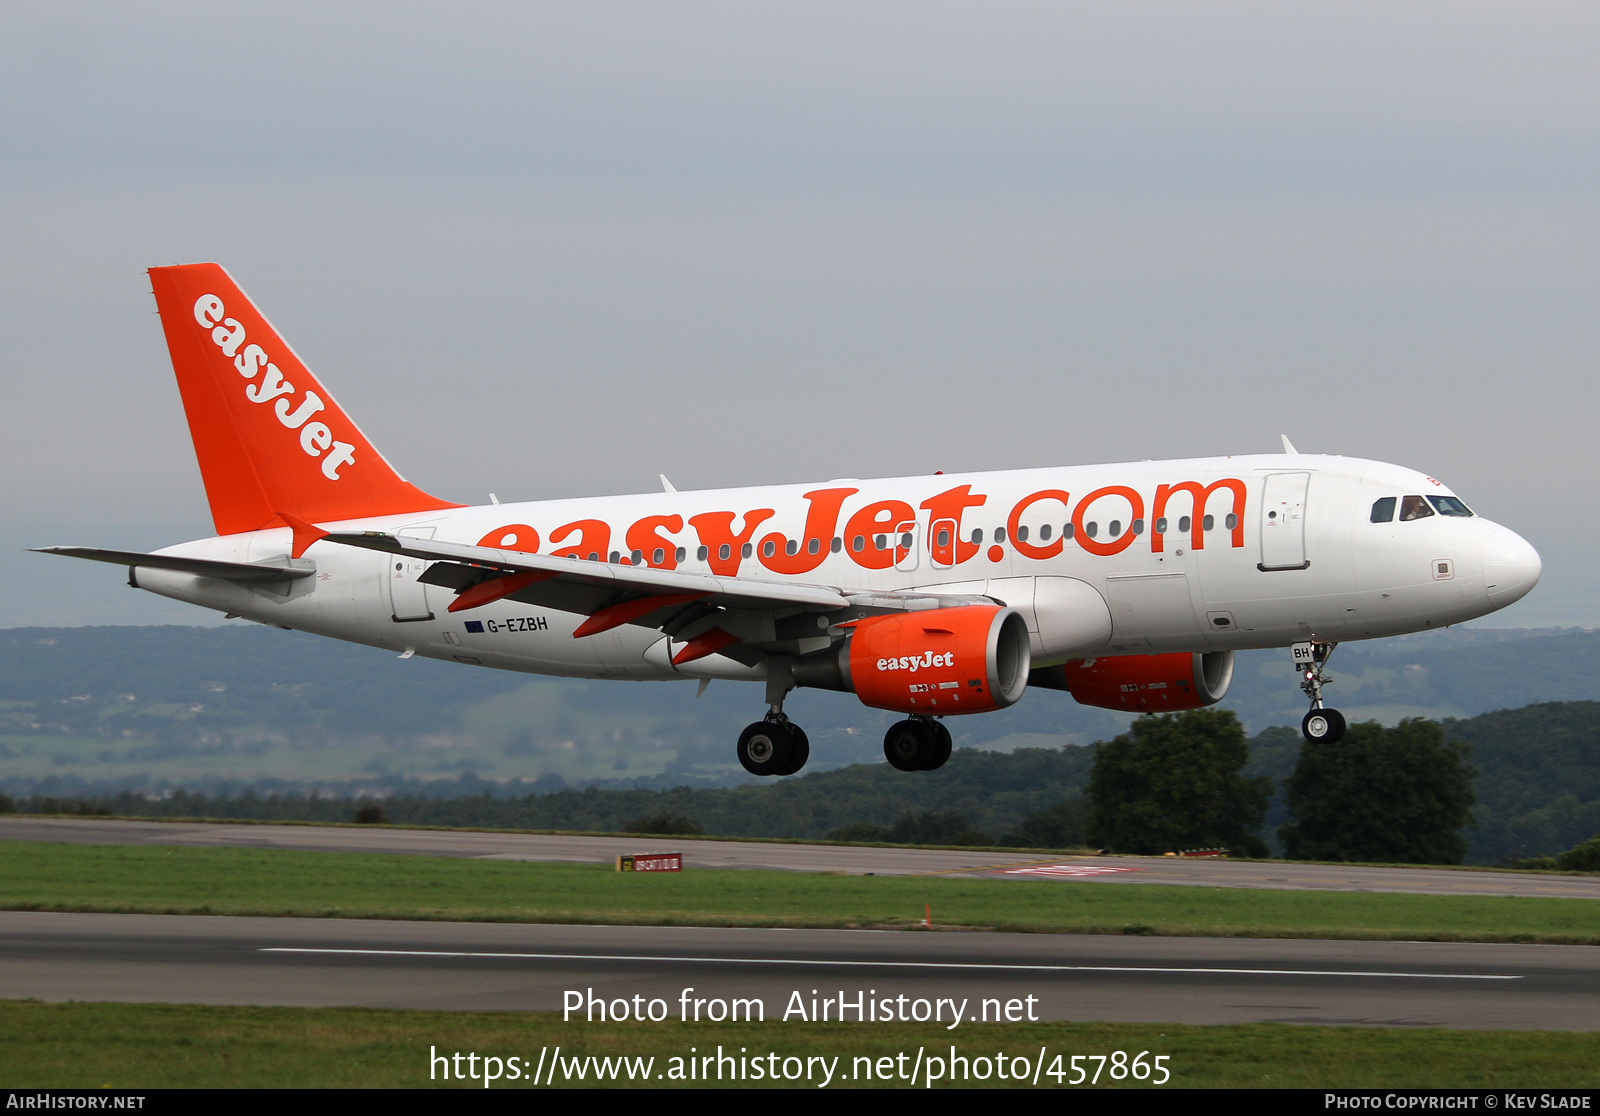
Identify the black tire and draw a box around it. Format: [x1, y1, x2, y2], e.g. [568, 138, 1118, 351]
[883, 719, 935, 772]
[738, 720, 794, 776]
[925, 721, 953, 771]
[776, 725, 810, 776]
[1302, 708, 1347, 745]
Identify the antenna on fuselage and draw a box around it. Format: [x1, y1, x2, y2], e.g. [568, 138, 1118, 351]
[660, 475, 677, 493]
[1280, 435, 1300, 455]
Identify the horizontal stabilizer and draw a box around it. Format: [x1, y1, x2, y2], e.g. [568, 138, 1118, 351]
[33, 547, 315, 584]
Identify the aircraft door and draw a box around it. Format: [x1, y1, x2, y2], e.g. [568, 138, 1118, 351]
[1260, 473, 1310, 571]
[389, 526, 437, 621]
[894, 519, 920, 572]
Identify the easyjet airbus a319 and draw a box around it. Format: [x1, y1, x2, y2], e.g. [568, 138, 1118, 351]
[40, 265, 1543, 776]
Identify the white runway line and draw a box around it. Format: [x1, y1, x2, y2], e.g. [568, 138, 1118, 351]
[259, 947, 1522, 980]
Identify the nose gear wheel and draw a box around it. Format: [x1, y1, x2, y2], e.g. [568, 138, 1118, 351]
[1302, 708, 1346, 744]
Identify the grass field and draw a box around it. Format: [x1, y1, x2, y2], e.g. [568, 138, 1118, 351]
[4, 1000, 1598, 1089]
[3, 840, 1598, 942]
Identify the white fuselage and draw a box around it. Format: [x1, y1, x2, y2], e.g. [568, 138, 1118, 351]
[131, 453, 1541, 687]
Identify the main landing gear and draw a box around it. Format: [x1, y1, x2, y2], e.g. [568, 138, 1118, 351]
[732, 659, 955, 777]
[1296, 640, 1346, 745]
[736, 717, 810, 777]
[883, 716, 953, 772]
[737, 660, 811, 777]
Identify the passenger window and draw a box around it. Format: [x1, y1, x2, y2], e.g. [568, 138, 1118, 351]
[1370, 497, 1396, 523]
[936, 528, 950, 547]
[1039, 524, 1052, 540]
[1427, 495, 1474, 517]
[830, 537, 842, 553]
[1062, 523, 1074, 539]
[1178, 516, 1191, 533]
[1399, 495, 1435, 521]
[971, 528, 984, 544]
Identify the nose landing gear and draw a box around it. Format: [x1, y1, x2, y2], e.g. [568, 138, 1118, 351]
[1295, 640, 1346, 744]
[883, 716, 953, 772]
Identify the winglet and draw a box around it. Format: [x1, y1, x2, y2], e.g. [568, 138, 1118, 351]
[1280, 435, 1299, 455]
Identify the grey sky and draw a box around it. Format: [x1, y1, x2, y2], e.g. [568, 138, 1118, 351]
[3, 2, 1596, 627]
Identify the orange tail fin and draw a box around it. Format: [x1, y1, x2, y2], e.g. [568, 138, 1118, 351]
[149, 263, 460, 535]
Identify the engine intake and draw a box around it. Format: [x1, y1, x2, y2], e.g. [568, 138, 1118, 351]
[792, 605, 1031, 715]
[1031, 650, 1234, 713]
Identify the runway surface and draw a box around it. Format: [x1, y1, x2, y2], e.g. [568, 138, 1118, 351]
[3, 816, 1597, 899]
[1, 911, 1594, 1030]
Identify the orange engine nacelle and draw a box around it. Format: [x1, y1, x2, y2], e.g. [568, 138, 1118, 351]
[794, 605, 1032, 715]
[1033, 651, 1235, 713]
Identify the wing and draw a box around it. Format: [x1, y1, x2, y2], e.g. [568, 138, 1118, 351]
[321, 530, 985, 665]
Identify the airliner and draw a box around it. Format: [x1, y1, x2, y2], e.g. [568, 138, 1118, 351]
[38, 264, 1542, 776]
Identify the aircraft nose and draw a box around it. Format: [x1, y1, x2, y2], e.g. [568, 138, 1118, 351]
[1482, 527, 1542, 608]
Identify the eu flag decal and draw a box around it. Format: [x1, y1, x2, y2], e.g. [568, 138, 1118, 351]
[464, 621, 484, 634]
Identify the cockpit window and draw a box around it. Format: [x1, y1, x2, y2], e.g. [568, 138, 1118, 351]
[1370, 497, 1396, 523]
[1427, 495, 1474, 517]
[1399, 495, 1435, 521]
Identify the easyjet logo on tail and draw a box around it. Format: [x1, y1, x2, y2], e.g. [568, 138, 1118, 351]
[192, 294, 356, 481]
